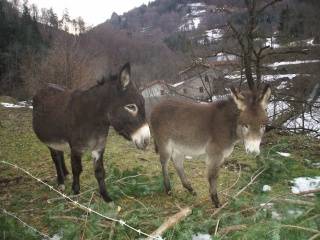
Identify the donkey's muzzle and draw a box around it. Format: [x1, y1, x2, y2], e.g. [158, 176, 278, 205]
[131, 123, 151, 150]
[244, 138, 261, 156]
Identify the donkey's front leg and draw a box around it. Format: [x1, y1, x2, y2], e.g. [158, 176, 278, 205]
[92, 149, 112, 202]
[206, 153, 224, 208]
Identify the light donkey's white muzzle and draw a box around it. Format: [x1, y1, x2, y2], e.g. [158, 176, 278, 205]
[244, 138, 261, 156]
[131, 123, 151, 150]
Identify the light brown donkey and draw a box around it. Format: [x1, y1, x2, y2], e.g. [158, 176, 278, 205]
[150, 86, 271, 207]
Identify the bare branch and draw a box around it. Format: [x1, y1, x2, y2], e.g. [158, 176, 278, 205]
[228, 22, 246, 52]
[258, 0, 283, 15]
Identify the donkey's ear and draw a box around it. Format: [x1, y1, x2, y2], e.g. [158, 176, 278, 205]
[119, 62, 131, 90]
[230, 87, 246, 111]
[259, 84, 271, 109]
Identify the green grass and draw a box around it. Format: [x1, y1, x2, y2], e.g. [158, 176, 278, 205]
[0, 102, 320, 240]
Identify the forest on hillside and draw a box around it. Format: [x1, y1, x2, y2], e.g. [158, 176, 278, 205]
[0, 0, 320, 99]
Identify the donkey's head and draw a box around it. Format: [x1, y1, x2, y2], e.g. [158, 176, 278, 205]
[231, 85, 271, 155]
[106, 63, 150, 150]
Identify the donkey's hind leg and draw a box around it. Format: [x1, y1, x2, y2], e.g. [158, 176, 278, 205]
[49, 147, 66, 191]
[172, 152, 196, 195]
[60, 153, 69, 177]
[159, 148, 172, 195]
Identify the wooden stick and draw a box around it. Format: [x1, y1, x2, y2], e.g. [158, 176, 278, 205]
[146, 207, 192, 240]
[274, 198, 315, 206]
[281, 224, 320, 234]
[219, 224, 247, 235]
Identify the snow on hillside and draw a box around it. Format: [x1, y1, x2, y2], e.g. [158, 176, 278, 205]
[265, 37, 280, 49]
[267, 100, 289, 117]
[0, 101, 32, 109]
[285, 108, 320, 134]
[205, 29, 223, 41]
[263, 37, 319, 49]
[179, 2, 206, 31]
[266, 60, 320, 69]
[224, 73, 303, 82]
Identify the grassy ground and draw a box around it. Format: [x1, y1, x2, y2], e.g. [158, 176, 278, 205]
[0, 99, 320, 240]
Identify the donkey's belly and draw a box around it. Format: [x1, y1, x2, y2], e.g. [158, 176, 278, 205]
[45, 141, 70, 152]
[168, 139, 207, 156]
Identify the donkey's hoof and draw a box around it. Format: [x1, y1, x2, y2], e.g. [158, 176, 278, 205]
[211, 193, 221, 208]
[165, 190, 172, 196]
[58, 184, 65, 192]
[190, 190, 197, 196]
[72, 184, 80, 195]
[101, 193, 113, 203]
[214, 202, 221, 208]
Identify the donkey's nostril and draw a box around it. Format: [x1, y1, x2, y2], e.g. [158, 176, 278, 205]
[131, 124, 151, 150]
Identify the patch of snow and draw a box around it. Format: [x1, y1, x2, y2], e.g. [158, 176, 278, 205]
[262, 74, 297, 82]
[288, 209, 303, 217]
[276, 152, 291, 157]
[262, 185, 272, 192]
[188, 3, 205, 7]
[192, 233, 212, 240]
[265, 37, 280, 49]
[260, 202, 274, 208]
[284, 109, 320, 136]
[48, 233, 63, 240]
[291, 177, 320, 194]
[185, 155, 193, 159]
[193, 17, 201, 29]
[188, 9, 206, 16]
[306, 38, 314, 45]
[212, 94, 228, 101]
[225, 73, 303, 82]
[171, 81, 185, 88]
[179, 17, 201, 31]
[267, 100, 289, 118]
[311, 162, 320, 168]
[288, 38, 319, 47]
[1, 102, 33, 109]
[224, 74, 242, 80]
[141, 26, 152, 33]
[266, 60, 320, 69]
[272, 211, 282, 220]
[277, 81, 288, 90]
[205, 29, 223, 41]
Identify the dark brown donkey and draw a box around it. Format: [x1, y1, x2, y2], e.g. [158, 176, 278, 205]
[32, 63, 150, 202]
[150, 86, 271, 207]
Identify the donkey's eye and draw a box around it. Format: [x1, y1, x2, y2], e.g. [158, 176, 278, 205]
[243, 124, 249, 129]
[124, 104, 138, 114]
